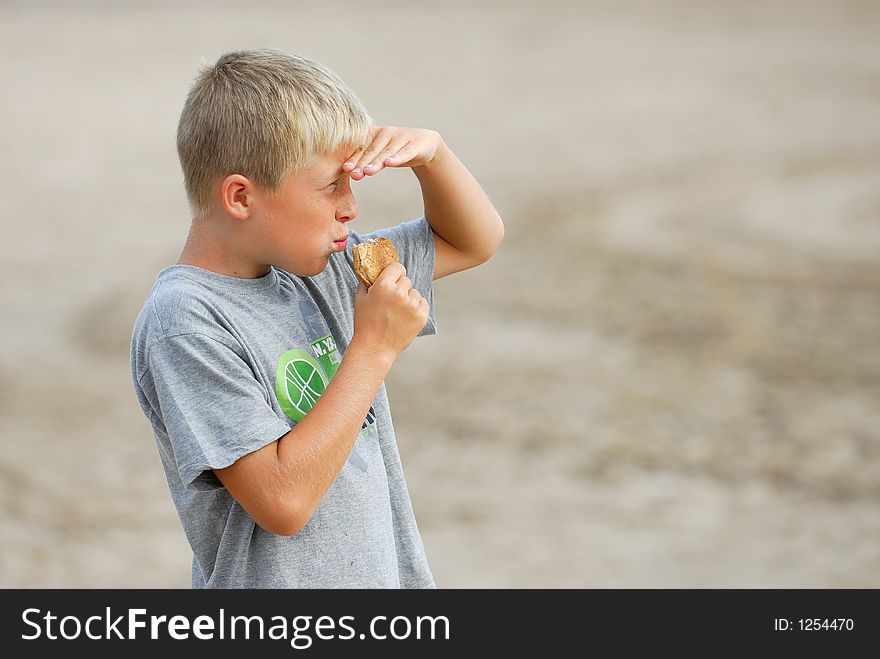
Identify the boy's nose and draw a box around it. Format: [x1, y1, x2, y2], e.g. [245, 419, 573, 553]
[336, 197, 357, 223]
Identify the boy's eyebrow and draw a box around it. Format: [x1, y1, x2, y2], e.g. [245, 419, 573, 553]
[307, 165, 342, 187]
[320, 162, 347, 182]
[313, 148, 360, 184]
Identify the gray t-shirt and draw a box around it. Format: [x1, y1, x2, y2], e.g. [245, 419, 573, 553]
[130, 218, 437, 588]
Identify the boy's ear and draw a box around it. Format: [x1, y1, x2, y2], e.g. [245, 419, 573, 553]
[219, 174, 254, 221]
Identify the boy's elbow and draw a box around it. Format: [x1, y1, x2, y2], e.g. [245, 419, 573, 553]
[478, 211, 505, 264]
[265, 516, 305, 538]
[493, 212, 505, 253]
[255, 496, 312, 537]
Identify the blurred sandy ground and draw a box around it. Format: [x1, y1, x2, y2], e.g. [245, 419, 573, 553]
[1, 0, 879, 587]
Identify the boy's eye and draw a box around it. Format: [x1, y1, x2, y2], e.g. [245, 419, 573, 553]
[326, 180, 339, 189]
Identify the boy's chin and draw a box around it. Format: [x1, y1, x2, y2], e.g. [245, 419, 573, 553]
[274, 257, 329, 277]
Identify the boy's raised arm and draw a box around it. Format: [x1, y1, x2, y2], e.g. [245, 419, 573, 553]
[344, 126, 505, 280]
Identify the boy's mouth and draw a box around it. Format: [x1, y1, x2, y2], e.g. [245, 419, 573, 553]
[333, 235, 349, 251]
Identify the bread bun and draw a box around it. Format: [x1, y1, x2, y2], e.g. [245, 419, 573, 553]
[352, 237, 399, 288]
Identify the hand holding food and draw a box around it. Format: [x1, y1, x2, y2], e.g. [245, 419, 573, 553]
[351, 242, 428, 360]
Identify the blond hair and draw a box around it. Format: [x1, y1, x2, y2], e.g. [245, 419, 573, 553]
[176, 48, 372, 218]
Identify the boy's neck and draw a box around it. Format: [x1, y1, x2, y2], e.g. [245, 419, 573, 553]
[177, 216, 269, 279]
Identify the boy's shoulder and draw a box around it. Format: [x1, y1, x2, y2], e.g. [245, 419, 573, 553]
[133, 265, 244, 347]
[131, 265, 261, 384]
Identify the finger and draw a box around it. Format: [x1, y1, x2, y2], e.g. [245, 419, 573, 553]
[342, 126, 382, 172]
[384, 142, 416, 167]
[361, 141, 403, 176]
[365, 139, 410, 174]
[349, 127, 394, 177]
[342, 143, 365, 172]
[343, 125, 381, 174]
[417, 294, 429, 318]
[374, 261, 406, 284]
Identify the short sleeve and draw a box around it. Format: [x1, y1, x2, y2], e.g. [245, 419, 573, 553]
[145, 333, 292, 490]
[362, 217, 437, 337]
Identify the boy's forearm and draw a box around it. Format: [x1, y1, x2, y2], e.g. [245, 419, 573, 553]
[274, 339, 394, 528]
[413, 138, 504, 263]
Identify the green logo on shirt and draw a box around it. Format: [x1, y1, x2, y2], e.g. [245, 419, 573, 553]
[275, 349, 328, 422]
[274, 342, 375, 473]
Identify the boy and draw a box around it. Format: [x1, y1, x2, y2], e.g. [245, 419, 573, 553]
[130, 48, 503, 588]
